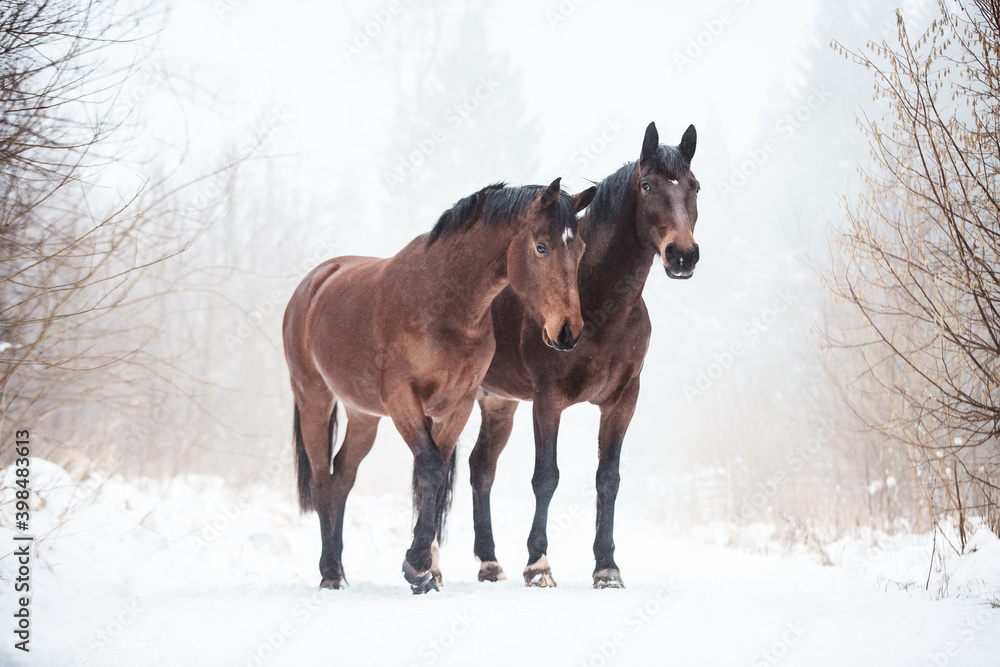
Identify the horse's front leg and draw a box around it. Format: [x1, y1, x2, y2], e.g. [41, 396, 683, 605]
[593, 378, 640, 589]
[524, 395, 564, 587]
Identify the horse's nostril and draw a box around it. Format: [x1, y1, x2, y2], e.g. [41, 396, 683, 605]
[664, 243, 679, 260]
[690, 244, 700, 266]
[557, 322, 573, 347]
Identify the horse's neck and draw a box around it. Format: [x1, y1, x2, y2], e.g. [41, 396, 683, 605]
[578, 192, 654, 314]
[418, 225, 512, 329]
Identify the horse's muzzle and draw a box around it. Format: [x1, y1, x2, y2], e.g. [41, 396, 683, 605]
[663, 242, 699, 280]
[546, 322, 581, 352]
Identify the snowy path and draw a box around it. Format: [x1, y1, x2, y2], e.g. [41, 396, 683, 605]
[39, 551, 1000, 666]
[1, 463, 998, 666]
[9, 535, 1000, 667]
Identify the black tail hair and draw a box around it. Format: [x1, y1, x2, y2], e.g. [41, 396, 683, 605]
[411, 447, 459, 544]
[293, 403, 338, 514]
[436, 447, 458, 543]
[294, 404, 313, 513]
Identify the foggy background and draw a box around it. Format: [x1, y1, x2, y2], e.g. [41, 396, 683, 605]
[6, 0, 943, 546]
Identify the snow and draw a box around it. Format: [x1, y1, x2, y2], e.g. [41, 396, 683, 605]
[1, 459, 999, 667]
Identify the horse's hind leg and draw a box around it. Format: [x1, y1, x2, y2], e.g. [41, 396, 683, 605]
[295, 395, 343, 587]
[469, 391, 519, 582]
[326, 408, 380, 588]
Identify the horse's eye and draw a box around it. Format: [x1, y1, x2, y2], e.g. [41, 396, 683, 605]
[641, 182, 651, 193]
[536, 243, 548, 256]
[695, 183, 701, 194]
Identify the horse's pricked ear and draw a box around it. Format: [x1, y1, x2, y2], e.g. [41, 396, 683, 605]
[640, 122, 659, 165]
[539, 177, 562, 209]
[679, 124, 697, 162]
[572, 186, 597, 213]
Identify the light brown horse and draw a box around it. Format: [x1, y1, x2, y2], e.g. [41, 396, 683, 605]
[283, 179, 596, 593]
[469, 123, 700, 588]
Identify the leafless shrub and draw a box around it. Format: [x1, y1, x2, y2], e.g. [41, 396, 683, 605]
[828, 0, 1000, 546]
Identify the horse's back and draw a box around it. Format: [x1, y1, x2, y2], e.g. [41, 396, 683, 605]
[285, 255, 382, 336]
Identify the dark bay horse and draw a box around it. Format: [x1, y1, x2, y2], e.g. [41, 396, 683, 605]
[284, 179, 596, 593]
[469, 123, 700, 588]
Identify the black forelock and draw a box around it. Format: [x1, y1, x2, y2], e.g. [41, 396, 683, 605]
[428, 183, 577, 244]
[649, 145, 691, 180]
[586, 145, 691, 224]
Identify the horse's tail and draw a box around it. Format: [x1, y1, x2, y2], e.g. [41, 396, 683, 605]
[293, 404, 314, 513]
[430, 447, 458, 543]
[294, 402, 343, 514]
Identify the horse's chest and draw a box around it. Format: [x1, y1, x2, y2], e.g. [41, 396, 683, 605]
[395, 328, 493, 413]
[555, 335, 644, 405]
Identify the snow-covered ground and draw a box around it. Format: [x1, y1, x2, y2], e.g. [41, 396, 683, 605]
[1, 459, 998, 667]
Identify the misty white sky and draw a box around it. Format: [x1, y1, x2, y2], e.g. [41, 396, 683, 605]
[152, 0, 822, 200]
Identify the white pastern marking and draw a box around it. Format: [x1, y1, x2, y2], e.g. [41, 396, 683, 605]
[561, 228, 573, 245]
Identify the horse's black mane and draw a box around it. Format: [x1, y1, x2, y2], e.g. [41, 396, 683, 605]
[428, 182, 577, 244]
[587, 144, 690, 224]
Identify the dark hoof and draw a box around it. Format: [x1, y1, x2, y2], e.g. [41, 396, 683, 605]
[403, 558, 440, 595]
[320, 577, 347, 590]
[593, 568, 625, 589]
[478, 560, 507, 583]
[523, 555, 556, 588]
